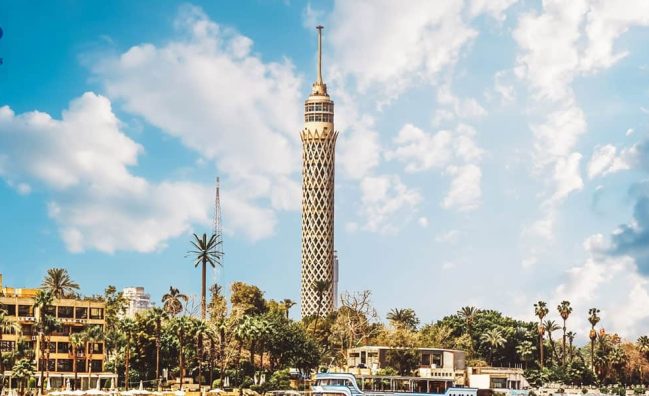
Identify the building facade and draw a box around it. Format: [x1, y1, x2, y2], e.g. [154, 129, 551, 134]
[0, 274, 115, 389]
[345, 346, 467, 392]
[122, 286, 152, 318]
[300, 26, 338, 318]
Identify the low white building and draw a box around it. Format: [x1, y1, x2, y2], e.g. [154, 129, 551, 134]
[122, 286, 152, 318]
[467, 366, 530, 390]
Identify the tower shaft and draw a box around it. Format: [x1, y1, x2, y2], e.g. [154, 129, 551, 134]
[300, 26, 337, 318]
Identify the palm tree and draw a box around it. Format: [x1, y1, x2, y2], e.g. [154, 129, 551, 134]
[170, 317, 193, 390]
[515, 340, 536, 369]
[162, 286, 189, 317]
[480, 328, 506, 365]
[189, 233, 223, 320]
[638, 336, 649, 356]
[33, 289, 54, 395]
[281, 299, 296, 319]
[534, 301, 549, 370]
[83, 325, 103, 388]
[69, 332, 84, 390]
[458, 306, 479, 354]
[193, 320, 209, 386]
[386, 308, 419, 331]
[543, 319, 561, 363]
[0, 309, 19, 375]
[311, 279, 332, 335]
[566, 331, 576, 363]
[557, 300, 572, 367]
[12, 358, 35, 396]
[146, 308, 168, 390]
[588, 307, 601, 370]
[120, 318, 136, 389]
[41, 268, 80, 299]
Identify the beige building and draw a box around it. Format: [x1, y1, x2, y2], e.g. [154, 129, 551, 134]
[0, 274, 116, 389]
[467, 366, 529, 390]
[345, 346, 467, 387]
[300, 25, 339, 318]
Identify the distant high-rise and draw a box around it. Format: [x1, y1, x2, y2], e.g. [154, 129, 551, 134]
[300, 26, 337, 318]
[122, 286, 152, 318]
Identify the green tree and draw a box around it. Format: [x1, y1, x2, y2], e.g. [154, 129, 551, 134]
[120, 318, 136, 389]
[480, 328, 506, 365]
[170, 316, 193, 390]
[458, 306, 479, 354]
[588, 308, 601, 370]
[162, 287, 189, 317]
[543, 319, 561, 363]
[311, 280, 332, 336]
[12, 358, 35, 396]
[69, 332, 84, 390]
[189, 233, 223, 320]
[33, 289, 54, 395]
[146, 307, 168, 389]
[386, 308, 419, 331]
[557, 300, 573, 367]
[83, 325, 104, 387]
[515, 340, 536, 369]
[281, 299, 296, 320]
[230, 282, 266, 316]
[41, 268, 80, 298]
[534, 301, 549, 370]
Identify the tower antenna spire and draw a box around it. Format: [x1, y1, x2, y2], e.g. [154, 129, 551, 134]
[214, 176, 224, 269]
[316, 25, 324, 85]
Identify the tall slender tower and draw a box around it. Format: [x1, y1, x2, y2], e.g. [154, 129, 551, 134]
[301, 25, 338, 318]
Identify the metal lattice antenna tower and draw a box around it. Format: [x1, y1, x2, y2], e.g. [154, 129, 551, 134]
[214, 177, 224, 268]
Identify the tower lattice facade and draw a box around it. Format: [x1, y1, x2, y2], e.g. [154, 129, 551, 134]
[301, 26, 338, 318]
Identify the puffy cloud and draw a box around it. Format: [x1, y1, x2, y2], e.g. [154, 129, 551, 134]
[388, 123, 483, 172]
[587, 144, 631, 179]
[93, 5, 302, 223]
[0, 93, 213, 253]
[554, 234, 649, 339]
[387, 123, 483, 211]
[358, 175, 422, 234]
[610, 193, 649, 274]
[329, 0, 477, 100]
[435, 229, 460, 244]
[442, 164, 482, 211]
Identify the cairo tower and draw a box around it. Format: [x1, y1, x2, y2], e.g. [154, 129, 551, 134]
[300, 26, 338, 318]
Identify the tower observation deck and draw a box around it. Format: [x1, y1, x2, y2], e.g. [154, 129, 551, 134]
[300, 25, 338, 318]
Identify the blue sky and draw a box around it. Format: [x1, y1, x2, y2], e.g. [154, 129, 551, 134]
[2, 0, 649, 340]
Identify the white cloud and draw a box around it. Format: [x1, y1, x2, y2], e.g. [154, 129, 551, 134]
[550, 152, 584, 203]
[387, 123, 483, 172]
[587, 144, 631, 179]
[329, 0, 477, 101]
[442, 164, 482, 211]
[0, 93, 214, 253]
[358, 175, 422, 233]
[554, 234, 649, 339]
[468, 0, 518, 21]
[418, 217, 429, 228]
[93, 5, 302, 227]
[441, 261, 457, 271]
[435, 229, 460, 244]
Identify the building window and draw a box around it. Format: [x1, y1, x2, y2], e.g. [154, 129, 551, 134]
[58, 306, 74, 319]
[76, 360, 86, 372]
[0, 341, 15, 352]
[92, 343, 103, 354]
[75, 307, 88, 319]
[2, 304, 16, 316]
[90, 360, 102, 373]
[44, 306, 56, 316]
[18, 305, 33, 317]
[57, 359, 73, 372]
[89, 308, 104, 320]
[57, 342, 70, 354]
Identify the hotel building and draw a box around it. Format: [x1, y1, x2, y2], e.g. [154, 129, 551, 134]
[0, 274, 116, 389]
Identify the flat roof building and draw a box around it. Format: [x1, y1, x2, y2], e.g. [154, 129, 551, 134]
[122, 286, 152, 318]
[0, 273, 116, 390]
